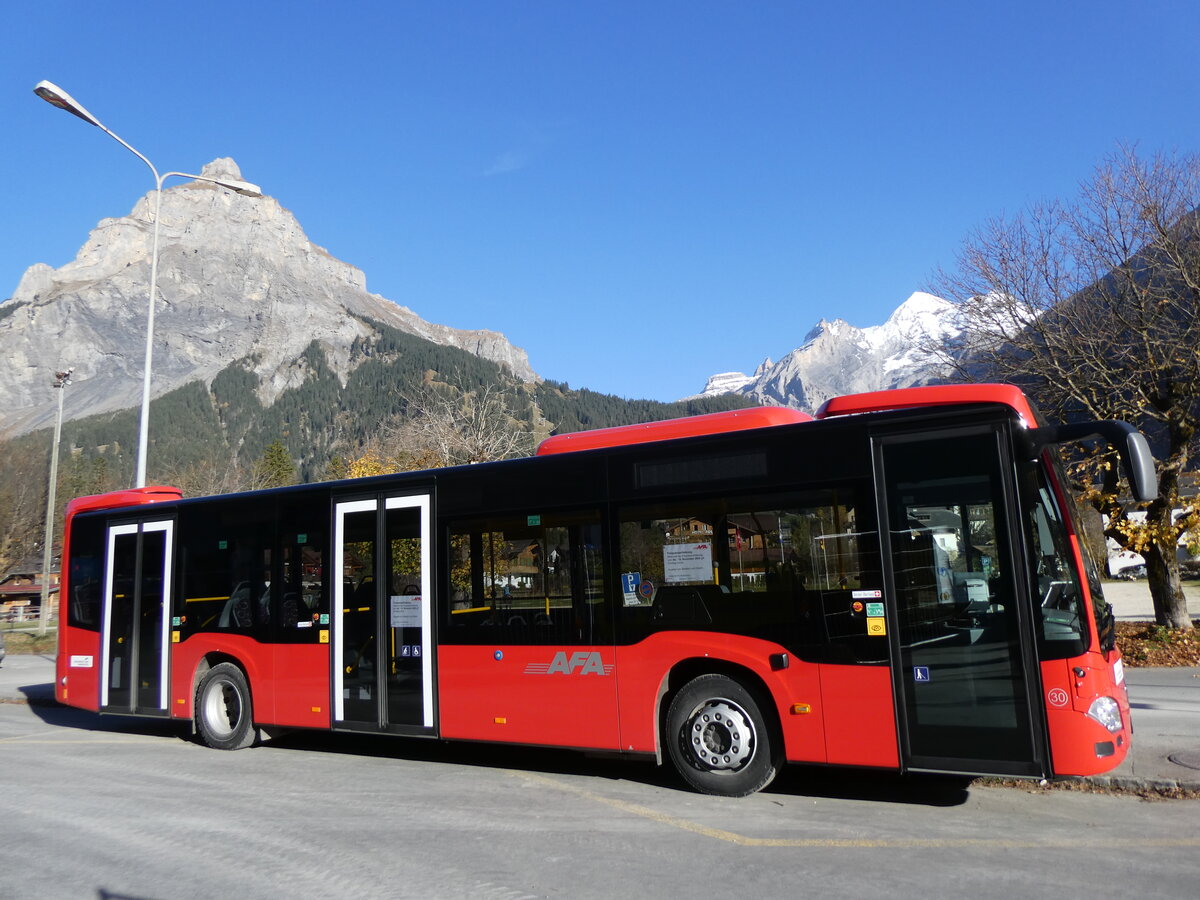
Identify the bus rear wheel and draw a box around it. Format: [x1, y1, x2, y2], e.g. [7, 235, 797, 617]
[666, 674, 781, 797]
[195, 662, 257, 751]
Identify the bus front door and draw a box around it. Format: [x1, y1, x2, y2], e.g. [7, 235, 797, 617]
[101, 520, 174, 715]
[333, 493, 436, 735]
[877, 427, 1048, 778]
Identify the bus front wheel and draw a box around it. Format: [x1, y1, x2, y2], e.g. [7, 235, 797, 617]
[666, 674, 781, 797]
[195, 662, 257, 751]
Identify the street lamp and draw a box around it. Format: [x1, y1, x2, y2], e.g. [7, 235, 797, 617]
[33, 80, 261, 488]
[38, 368, 72, 637]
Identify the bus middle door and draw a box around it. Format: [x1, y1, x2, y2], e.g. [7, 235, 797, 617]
[333, 492, 436, 735]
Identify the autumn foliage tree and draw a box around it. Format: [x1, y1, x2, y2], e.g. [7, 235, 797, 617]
[937, 146, 1200, 629]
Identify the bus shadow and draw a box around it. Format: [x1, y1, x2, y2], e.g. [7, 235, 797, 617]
[15, 682, 57, 706]
[264, 729, 972, 807]
[263, 727, 679, 785]
[25, 703, 970, 807]
[769, 766, 972, 807]
[26, 699, 187, 740]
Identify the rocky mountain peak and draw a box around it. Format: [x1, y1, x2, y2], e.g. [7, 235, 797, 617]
[0, 158, 537, 437]
[200, 157, 244, 182]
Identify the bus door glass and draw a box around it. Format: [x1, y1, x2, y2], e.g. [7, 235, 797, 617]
[101, 519, 173, 714]
[877, 428, 1046, 778]
[334, 494, 435, 734]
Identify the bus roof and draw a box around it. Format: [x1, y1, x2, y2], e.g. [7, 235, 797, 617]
[65, 387, 1038, 506]
[815, 384, 1037, 425]
[535, 406, 813, 456]
[66, 486, 182, 518]
[537, 384, 1038, 456]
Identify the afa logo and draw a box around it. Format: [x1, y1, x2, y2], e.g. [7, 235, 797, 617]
[525, 651, 614, 676]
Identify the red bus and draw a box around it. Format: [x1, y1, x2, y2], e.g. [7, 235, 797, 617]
[54, 384, 1156, 796]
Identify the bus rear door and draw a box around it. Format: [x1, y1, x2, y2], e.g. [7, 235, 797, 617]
[876, 426, 1048, 778]
[101, 519, 174, 716]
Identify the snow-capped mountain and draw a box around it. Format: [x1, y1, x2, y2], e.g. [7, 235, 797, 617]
[695, 292, 963, 412]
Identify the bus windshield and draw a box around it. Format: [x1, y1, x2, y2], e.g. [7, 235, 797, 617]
[1024, 467, 1090, 659]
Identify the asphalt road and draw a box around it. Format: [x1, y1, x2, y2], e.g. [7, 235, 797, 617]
[1112, 666, 1200, 785]
[2, 697, 1199, 900]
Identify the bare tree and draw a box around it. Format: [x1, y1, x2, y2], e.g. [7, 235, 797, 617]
[161, 455, 270, 497]
[388, 377, 535, 467]
[0, 452, 48, 574]
[328, 374, 536, 481]
[936, 146, 1200, 629]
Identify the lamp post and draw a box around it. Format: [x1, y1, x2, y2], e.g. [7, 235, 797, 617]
[33, 80, 261, 488]
[38, 368, 72, 637]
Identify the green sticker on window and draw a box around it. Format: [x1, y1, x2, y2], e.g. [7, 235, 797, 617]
[218, 540, 228, 550]
[297, 533, 307, 544]
[527, 515, 541, 526]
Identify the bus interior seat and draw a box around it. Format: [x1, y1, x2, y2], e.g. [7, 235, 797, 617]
[219, 581, 257, 628]
[651, 586, 715, 626]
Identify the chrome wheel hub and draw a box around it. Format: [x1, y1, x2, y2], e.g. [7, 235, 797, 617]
[204, 681, 240, 738]
[686, 699, 754, 770]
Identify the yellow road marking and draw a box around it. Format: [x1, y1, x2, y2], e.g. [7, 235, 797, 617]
[508, 770, 1200, 849]
[0, 736, 163, 744]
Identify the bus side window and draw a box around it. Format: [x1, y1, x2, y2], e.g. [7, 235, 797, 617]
[178, 505, 272, 639]
[444, 511, 607, 646]
[274, 497, 327, 643]
[803, 505, 886, 664]
[616, 490, 885, 663]
[66, 516, 105, 631]
[279, 537, 325, 636]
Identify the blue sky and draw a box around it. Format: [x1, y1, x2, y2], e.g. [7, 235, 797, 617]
[4, 1, 1199, 402]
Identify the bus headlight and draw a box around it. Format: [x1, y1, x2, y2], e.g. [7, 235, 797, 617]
[1087, 696, 1123, 733]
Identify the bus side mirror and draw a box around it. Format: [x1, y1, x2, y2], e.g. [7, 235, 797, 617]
[1119, 430, 1158, 503]
[1022, 421, 1158, 504]
[1098, 602, 1116, 653]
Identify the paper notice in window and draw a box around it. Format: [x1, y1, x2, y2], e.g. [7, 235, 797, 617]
[663, 542, 713, 583]
[390, 594, 422, 628]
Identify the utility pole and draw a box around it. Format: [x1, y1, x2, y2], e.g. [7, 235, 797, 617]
[38, 368, 72, 637]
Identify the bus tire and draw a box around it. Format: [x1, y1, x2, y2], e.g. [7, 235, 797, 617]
[665, 674, 781, 797]
[195, 662, 257, 751]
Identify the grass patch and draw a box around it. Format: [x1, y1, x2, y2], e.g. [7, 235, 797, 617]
[1, 629, 58, 655]
[977, 776, 1200, 800]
